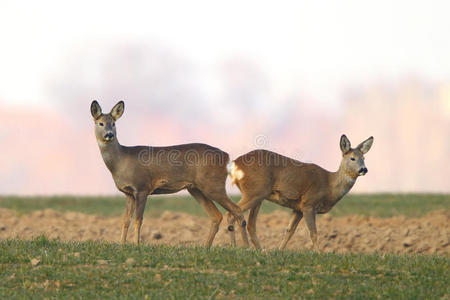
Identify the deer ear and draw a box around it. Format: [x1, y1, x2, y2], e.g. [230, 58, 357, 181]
[111, 101, 124, 120]
[340, 134, 351, 154]
[90, 100, 102, 120]
[357, 136, 374, 154]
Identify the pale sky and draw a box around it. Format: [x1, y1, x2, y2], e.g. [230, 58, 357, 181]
[1, 0, 450, 108]
[1, 1, 450, 194]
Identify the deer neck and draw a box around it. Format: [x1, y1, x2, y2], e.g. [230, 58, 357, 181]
[329, 161, 357, 203]
[97, 138, 123, 173]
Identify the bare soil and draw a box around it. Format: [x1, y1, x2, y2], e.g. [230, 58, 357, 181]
[0, 208, 448, 255]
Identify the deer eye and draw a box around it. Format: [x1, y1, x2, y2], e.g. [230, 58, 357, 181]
[99, 123, 104, 127]
[350, 157, 355, 161]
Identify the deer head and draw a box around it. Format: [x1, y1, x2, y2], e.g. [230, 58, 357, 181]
[339, 134, 374, 179]
[90, 100, 124, 145]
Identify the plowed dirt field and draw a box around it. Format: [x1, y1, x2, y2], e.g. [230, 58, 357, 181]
[0, 208, 448, 255]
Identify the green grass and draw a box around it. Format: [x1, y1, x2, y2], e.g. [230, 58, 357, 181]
[0, 236, 448, 299]
[0, 195, 448, 298]
[331, 193, 450, 218]
[0, 194, 448, 218]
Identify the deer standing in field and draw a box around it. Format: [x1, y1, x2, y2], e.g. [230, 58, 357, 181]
[90, 100, 249, 247]
[226, 135, 373, 251]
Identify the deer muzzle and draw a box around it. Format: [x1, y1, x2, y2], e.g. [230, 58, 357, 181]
[358, 167, 368, 176]
[104, 132, 114, 141]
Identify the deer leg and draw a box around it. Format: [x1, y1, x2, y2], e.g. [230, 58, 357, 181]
[279, 211, 303, 250]
[233, 197, 264, 248]
[247, 202, 262, 249]
[225, 195, 264, 248]
[224, 195, 251, 247]
[203, 189, 249, 247]
[303, 209, 319, 251]
[134, 192, 148, 246]
[188, 188, 223, 247]
[121, 194, 136, 244]
[225, 211, 237, 247]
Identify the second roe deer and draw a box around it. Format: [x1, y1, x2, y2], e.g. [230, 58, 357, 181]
[225, 135, 373, 251]
[90, 100, 249, 247]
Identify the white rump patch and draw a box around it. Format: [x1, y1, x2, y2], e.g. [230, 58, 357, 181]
[227, 161, 244, 184]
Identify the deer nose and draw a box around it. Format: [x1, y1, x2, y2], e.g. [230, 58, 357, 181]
[104, 132, 114, 140]
[359, 167, 368, 175]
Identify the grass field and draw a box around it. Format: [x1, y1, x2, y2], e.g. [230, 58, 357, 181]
[0, 194, 449, 298]
[0, 236, 448, 299]
[1, 193, 449, 218]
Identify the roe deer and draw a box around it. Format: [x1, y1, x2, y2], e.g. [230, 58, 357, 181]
[90, 100, 249, 246]
[225, 135, 373, 251]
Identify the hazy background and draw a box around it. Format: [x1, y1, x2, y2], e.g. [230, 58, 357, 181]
[1, 1, 449, 195]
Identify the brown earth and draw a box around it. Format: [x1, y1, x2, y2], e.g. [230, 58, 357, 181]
[0, 208, 448, 255]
